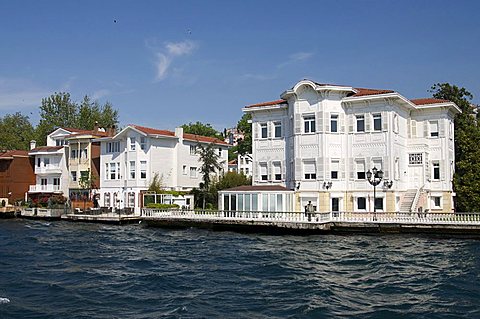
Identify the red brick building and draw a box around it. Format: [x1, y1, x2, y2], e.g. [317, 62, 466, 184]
[0, 150, 35, 202]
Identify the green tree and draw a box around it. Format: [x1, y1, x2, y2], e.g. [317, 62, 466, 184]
[0, 112, 35, 150]
[215, 171, 251, 190]
[78, 169, 96, 212]
[236, 113, 252, 155]
[35, 92, 119, 145]
[181, 121, 222, 139]
[195, 142, 224, 208]
[430, 83, 480, 212]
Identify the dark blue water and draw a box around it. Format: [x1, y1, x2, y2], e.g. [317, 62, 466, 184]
[1, 220, 479, 318]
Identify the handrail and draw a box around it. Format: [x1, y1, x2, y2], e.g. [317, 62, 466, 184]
[410, 186, 423, 213]
[141, 208, 480, 225]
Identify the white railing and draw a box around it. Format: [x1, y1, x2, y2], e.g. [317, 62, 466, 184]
[142, 209, 480, 225]
[29, 185, 61, 192]
[410, 187, 423, 212]
[35, 165, 62, 174]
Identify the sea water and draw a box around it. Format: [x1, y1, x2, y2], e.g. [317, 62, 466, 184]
[1, 219, 479, 318]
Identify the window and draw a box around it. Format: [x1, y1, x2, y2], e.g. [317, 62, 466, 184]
[409, 153, 423, 165]
[71, 149, 78, 159]
[107, 141, 120, 153]
[110, 163, 117, 180]
[304, 115, 316, 133]
[356, 115, 365, 132]
[80, 170, 88, 180]
[273, 162, 281, 181]
[393, 114, 399, 133]
[331, 159, 339, 179]
[130, 137, 136, 150]
[190, 166, 197, 178]
[374, 198, 384, 211]
[433, 162, 440, 180]
[128, 192, 135, 207]
[373, 113, 382, 131]
[331, 114, 338, 133]
[260, 123, 268, 138]
[140, 161, 147, 179]
[140, 137, 146, 150]
[433, 196, 441, 208]
[183, 165, 187, 175]
[190, 145, 196, 155]
[71, 171, 77, 182]
[357, 197, 366, 210]
[81, 148, 87, 159]
[304, 161, 316, 180]
[37, 157, 41, 167]
[332, 198, 339, 212]
[104, 193, 111, 207]
[43, 157, 49, 167]
[53, 178, 60, 186]
[430, 121, 439, 137]
[274, 121, 282, 137]
[218, 148, 222, 156]
[130, 161, 136, 179]
[356, 160, 365, 179]
[105, 163, 108, 180]
[259, 163, 268, 181]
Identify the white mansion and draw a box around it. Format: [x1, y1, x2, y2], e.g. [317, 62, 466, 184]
[219, 79, 460, 213]
[96, 125, 229, 213]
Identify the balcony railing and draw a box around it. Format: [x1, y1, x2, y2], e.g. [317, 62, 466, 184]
[29, 185, 61, 192]
[35, 165, 62, 174]
[141, 209, 480, 225]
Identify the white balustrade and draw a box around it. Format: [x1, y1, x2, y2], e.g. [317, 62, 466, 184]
[141, 208, 480, 226]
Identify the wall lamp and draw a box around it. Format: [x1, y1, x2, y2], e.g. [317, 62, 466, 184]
[323, 181, 333, 189]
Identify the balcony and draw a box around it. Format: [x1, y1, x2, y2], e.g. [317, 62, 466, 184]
[35, 165, 62, 175]
[29, 185, 62, 193]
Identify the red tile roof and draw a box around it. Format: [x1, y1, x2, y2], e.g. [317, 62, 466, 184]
[30, 146, 63, 152]
[129, 125, 229, 146]
[350, 87, 395, 97]
[410, 98, 449, 105]
[183, 133, 230, 146]
[0, 150, 30, 159]
[245, 99, 288, 108]
[222, 185, 291, 192]
[228, 159, 237, 165]
[130, 125, 175, 137]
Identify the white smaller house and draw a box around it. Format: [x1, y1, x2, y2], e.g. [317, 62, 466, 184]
[219, 185, 294, 212]
[28, 128, 81, 198]
[237, 153, 253, 178]
[97, 124, 229, 214]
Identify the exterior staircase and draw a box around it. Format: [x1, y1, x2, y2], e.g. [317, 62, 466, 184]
[400, 189, 417, 212]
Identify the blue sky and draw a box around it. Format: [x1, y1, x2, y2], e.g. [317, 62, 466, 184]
[1, 0, 479, 131]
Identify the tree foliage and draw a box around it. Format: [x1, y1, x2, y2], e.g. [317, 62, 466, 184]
[430, 83, 480, 212]
[181, 121, 222, 139]
[35, 92, 119, 145]
[0, 112, 35, 150]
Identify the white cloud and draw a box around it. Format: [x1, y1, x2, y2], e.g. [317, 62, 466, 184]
[150, 40, 198, 81]
[278, 51, 314, 68]
[91, 89, 110, 100]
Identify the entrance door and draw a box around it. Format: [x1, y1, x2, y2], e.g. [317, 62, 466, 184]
[332, 198, 340, 216]
[408, 166, 424, 188]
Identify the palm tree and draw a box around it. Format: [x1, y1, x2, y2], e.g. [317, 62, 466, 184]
[196, 142, 223, 208]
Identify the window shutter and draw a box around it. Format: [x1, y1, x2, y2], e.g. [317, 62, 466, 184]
[253, 163, 259, 182]
[268, 122, 273, 138]
[349, 158, 355, 180]
[341, 158, 346, 179]
[441, 160, 446, 181]
[424, 122, 428, 138]
[411, 120, 417, 137]
[366, 157, 372, 171]
[365, 113, 371, 132]
[407, 119, 411, 138]
[316, 112, 323, 132]
[268, 161, 273, 180]
[316, 158, 324, 180]
[253, 123, 258, 139]
[295, 158, 302, 180]
[340, 113, 345, 132]
[348, 115, 354, 132]
[282, 160, 286, 180]
[325, 112, 330, 132]
[325, 158, 330, 179]
[383, 156, 389, 179]
[382, 112, 388, 131]
[439, 121, 445, 137]
[425, 153, 430, 181]
[295, 116, 302, 134]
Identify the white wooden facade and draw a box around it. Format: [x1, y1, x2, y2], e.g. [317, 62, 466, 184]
[238, 80, 460, 213]
[97, 125, 229, 214]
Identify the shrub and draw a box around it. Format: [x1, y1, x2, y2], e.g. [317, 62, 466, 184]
[145, 203, 179, 209]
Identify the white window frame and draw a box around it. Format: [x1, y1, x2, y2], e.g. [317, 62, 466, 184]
[356, 115, 365, 132]
[130, 137, 136, 151]
[190, 145, 197, 155]
[140, 137, 146, 150]
[260, 123, 268, 139]
[274, 121, 282, 138]
[129, 161, 136, 179]
[140, 161, 147, 179]
[330, 114, 338, 133]
[373, 113, 382, 131]
[190, 166, 198, 178]
[304, 115, 316, 134]
[430, 121, 439, 138]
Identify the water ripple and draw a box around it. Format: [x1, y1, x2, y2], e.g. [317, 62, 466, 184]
[1, 220, 480, 318]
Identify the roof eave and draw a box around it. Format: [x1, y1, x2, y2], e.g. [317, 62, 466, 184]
[242, 104, 288, 112]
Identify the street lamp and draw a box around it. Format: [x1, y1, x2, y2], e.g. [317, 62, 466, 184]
[366, 167, 384, 218]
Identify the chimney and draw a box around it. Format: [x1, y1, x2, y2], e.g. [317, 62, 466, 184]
[175, 127, 184, 139]
[30, 140, 36, 150]
[94, 121, 99, 132]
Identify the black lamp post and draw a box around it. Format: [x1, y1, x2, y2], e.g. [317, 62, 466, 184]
[366, 167, 384, 216]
